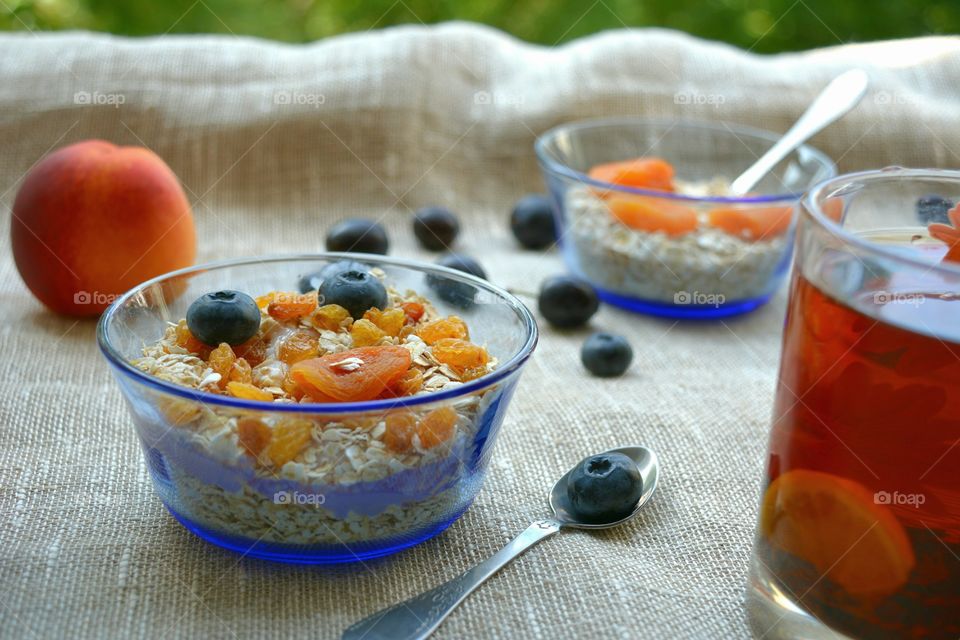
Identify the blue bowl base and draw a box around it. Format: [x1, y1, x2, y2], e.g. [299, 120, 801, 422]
[166, 504, 470, 564]
[595, 286, 774, 319]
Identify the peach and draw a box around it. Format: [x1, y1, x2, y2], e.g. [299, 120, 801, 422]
[11, 140, 196, 316]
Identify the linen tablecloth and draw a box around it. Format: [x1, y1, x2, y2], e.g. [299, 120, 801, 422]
[1, 22, 958, 639]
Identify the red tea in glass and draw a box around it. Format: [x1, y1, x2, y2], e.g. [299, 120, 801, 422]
[749, 170, 960, 640]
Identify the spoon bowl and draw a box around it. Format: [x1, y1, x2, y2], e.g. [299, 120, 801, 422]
[549, 445, 660, 529]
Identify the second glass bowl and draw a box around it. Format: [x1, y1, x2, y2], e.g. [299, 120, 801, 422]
[535, 117, 837, 318]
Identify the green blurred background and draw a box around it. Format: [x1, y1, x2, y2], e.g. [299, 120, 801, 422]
[1, 0, 955, 52]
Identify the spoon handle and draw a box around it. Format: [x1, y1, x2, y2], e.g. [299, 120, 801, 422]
[342, 519, 563, 640]
[729, 68, 868, 195]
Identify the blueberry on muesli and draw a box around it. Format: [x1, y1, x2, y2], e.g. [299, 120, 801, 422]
[916, 195, 953, 226]
[298, 260, 368, 294]
[325, 218, 389, 254]
[186, 290, 260, 346]
[318, 268, 388, 319]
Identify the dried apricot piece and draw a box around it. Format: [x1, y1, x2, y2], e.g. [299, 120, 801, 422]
[278, 329, 320, 365]
[312, 304, 351, 331]
[418, 406, 458, 449]
[365, 307, 406, 337]
[708, 205, 793, 241]
[268, 291, 318, 321]
[401, 301, 425, 323]
[607, 195, 698, 236]
[281, 371, 308, 401]
[431, 338, 489, 372]
[237, 417, 271, 458]
[587, 157, 675, 193]
[227, 381, 274, 402]
[417, 316, 469, 344]
[290, 346, 411, 402]
[382, 368, 423, 398]
[207, 343, 236, 388]
[264, 418, 314, 466]
[351, 318, 386, 347]
[383, 411, 417, 452]
[229, 358, 253, 384]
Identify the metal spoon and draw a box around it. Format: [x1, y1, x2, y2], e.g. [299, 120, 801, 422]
[342, 446, 659, 640]
[729, 68, 869, 196]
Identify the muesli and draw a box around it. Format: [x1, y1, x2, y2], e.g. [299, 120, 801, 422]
[133, 262, 499, 546]
[567, 157, 792, 303]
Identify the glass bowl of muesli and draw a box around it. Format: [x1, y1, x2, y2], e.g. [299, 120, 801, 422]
[97, 254, 538, 563]
[535, 117, 837, 318]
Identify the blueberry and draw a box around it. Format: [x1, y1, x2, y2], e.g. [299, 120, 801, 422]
[298, 260, 368, 294]
[326, 218, 389, 254]
[427, 254, 487, 309]
[318, 268, 388, 319]
[581, 332, 633, 377]
[511, 194, 557, 250]
[917, 195, 953, 225]
[566, 452, 643, 523]
[186, 290, 260, 346]
[538, 275, 599, 328]
[413, 206, 460, 251]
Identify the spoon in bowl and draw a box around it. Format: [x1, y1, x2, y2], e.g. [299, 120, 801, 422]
[342, 445, 659, 640]
[729, 68, 869, 196]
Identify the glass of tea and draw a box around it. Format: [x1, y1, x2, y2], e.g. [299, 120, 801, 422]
[748, 169, 960, 639]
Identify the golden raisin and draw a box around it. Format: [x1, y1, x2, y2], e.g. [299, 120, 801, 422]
[398, 325, 416, 340]
[229, 358, 253, 384]
[237, 417, 271, 458]
[364, 307, 406, 337]
[351, 318, 386, 347]
[401, 301, 425, 323]
[278, 329, 320, 365]
[418, 406, 458, 449]
[386, 369, 423, 397]
[227, 381, 274, 402]
[431, 338, 489, 372]
[208, 343, 236, 388]
[282, 371, 306, 401]
[255, 292, 277, 309]
[234, 336, 267, 367]
[174, 320, 211, 357]
[264, 418, 314, 466]
[417, 316, 469, 344]
[384, 411, 418, 453]
[312, 304, 351, 331]
[268, 291, 318, 321]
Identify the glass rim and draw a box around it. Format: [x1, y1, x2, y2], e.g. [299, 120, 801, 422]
[803, 167, 960, 278]
[96, 252, 539, 414]
[533, 115, 836, 204]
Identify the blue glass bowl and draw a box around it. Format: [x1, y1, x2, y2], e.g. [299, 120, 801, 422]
[535, 118, 837, 319]
[97, 254, 537, 563]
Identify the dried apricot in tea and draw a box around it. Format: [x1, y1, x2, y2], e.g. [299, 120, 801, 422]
[417, 316, 468, 344]
[431, 338, 489, 372]
[207, 343, 236, 388]
[227, 381, 274, 402]
[278, 329, 320, 365]
[290, 345, 411, 402]
[401, 301, 425, 323]
[383, 411, 417, 452]
[351, 318, 386, 347]
[587, 157, 675, 192]
[607, 195, 697, 236]
[237, 417, 271, 458]
[264, 418, 314, 467]
[267, 291, 317, 321]
[364, 307, 406, 337]
[418, 406, 458, 449]
[312, 304, 351, 331]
